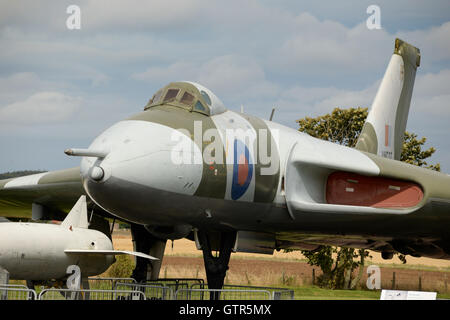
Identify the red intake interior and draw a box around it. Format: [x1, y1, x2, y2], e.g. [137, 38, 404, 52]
[326, 171, 423, 209]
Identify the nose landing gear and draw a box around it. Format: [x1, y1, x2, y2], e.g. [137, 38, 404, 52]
[197, 231, 236, 300]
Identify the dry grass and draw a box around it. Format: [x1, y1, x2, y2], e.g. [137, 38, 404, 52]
[112, 229, 450, 269]
[109, 229, 450, 291]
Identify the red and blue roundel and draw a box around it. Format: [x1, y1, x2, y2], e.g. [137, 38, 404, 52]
[231, 139, 253, 200]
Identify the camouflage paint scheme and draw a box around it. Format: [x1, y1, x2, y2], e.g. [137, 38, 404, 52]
[1, 39, 450, 260]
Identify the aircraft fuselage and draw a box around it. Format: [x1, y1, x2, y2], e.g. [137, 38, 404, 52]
[80, 88, 450, 258]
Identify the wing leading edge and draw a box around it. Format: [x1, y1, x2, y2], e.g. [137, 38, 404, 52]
[0, 167, 83, 219]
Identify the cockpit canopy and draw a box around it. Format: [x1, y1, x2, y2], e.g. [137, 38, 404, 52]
[144, 81, 227, 116]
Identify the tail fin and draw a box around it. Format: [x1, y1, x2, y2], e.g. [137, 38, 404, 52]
[61, 195, 89, 229]
[355, 38, 421, 160]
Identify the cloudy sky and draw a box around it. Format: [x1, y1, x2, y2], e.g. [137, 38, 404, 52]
[0, 0, 449, 173]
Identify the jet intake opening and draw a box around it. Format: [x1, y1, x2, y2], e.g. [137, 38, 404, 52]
[326, 171, 423, 209]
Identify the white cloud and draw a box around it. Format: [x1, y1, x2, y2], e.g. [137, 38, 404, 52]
[312, 82, 379, 113]
[0, 1, 449, 171]
[270, 13, 391, 78]
[0, 91, 82, 125]
[415, 69, 450, 96]
[409, 69, 450, 117]
[132, 61, 197, 83]
[132, 55, 279, 103]
[266, 81, 379, 128]
[197, 56, 276, 98]
[80, 0, 205, 32]
[0, 0, 205, 32]
[398, 21, 450, 65]
[0, 72, 47, 102]
[273, 69, 450, 125]
[0, 2, 64, 31]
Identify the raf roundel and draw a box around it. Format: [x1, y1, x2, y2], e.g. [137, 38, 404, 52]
[231, 139, 253, 200]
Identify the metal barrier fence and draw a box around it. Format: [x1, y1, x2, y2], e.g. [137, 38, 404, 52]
[140, 278, 205, 292]
[175, 288, 272, 300]
[223, 284, 294, 300]
[114, 282, 173, 300]
[0, 285, 37, 300]
[38, 288, 146, 300]
[176, 283, 293, 300]
[0, 277, 294, 300]
[88, 277, 137, 291]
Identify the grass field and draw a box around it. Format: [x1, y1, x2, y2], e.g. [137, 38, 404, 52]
[293, 286, 381, 300]
[108, 230, 450, 300]
[291, 286, 450, 300]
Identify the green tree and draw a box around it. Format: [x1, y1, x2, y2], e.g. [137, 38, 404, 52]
[297, 107, 368, 147]
[302, 246, 370, 290]
[401, 132, 440, 171]
[295, 107, 440, 289]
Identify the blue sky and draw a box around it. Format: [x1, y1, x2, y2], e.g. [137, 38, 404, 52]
[0, 1, 449, 172]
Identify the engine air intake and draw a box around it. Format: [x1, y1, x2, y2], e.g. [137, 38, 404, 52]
[326, 172, 423, 209]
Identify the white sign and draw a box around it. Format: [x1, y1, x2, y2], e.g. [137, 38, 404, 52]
[380, 290, 437, 300]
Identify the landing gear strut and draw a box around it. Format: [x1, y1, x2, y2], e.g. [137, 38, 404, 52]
[197, 231, 236, 300]
[130, 224, 166, 282]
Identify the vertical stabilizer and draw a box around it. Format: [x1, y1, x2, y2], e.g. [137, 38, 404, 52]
[61, 195, 89, 229]
[355, 38, 420, 160]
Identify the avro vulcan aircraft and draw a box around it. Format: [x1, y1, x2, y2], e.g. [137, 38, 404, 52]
[1, 39, 449, 290]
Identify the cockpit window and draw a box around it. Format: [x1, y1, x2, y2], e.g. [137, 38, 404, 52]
[143, 82, 225, 116]
[200, 90, 212, 106]
[163, 88, 179, 102]
[149, 89, 163, 105]
[180, 92, 195, 105]
[194, 100, 206, 112]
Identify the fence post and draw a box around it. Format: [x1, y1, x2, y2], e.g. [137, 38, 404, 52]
[0, 267, 9, 300]
[445, 274, 448, 293]
[312, 269, 315, 286]
[418, 275, 422, 291]
[391, 272, 396, 289]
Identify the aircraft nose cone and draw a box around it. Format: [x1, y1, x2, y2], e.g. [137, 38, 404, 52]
[80, 119, 204, 223]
